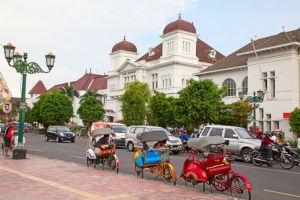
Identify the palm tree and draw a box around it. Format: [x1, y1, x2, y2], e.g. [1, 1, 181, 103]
[60, 85, 79, 100]
[80, 90, 103, 103]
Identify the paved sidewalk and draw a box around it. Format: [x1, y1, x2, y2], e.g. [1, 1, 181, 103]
[0, 154, 229, 200]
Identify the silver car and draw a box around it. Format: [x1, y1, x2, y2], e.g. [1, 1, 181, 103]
[125, 125, 182, 154]
[200, 125, 261, 162]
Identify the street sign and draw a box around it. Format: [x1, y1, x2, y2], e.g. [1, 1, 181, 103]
[2, 101, 12, 113]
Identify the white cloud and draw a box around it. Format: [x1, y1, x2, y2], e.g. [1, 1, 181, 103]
[0, 0, 198, 97]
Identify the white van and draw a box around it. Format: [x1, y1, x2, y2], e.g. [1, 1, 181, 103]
[125, 125, 182, 154]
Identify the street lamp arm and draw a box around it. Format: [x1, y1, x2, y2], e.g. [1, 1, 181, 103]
[26, 62, 51, 74]
[7, 60, 50, 74]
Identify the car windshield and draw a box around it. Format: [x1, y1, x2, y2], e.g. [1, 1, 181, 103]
[112, 125, 127, 133]
[235, 128, 253, 139]
[57, 127, 71, 132]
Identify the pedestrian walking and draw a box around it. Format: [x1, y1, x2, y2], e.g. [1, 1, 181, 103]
[3, 120, 14, 157]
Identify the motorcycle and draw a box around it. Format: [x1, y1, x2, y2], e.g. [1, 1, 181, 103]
[284, 145, 300, 165]
[252, 144, 294, 169]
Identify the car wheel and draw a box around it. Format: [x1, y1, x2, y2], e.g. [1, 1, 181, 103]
[241, 148, 252, 163]
[71, 139, 75, 143]
[56, 137, 61, 143]
[127, 142, 134, 152]
[45, 135, 49, 142]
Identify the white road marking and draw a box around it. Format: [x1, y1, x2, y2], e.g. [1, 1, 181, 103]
[70, 155, 85, 159]
[233, 163, 300, 175]
[264, 189, 300, 198]
[28, 148, 43, 152]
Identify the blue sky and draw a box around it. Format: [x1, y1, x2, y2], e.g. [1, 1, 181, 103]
[0, 0, 299, 97]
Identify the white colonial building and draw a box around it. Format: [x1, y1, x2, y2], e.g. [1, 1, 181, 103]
[105, 15, 224, 121]
[195, 28, 300, 139]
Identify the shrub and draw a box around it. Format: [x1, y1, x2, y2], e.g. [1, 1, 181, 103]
[288, 139, 298, 148]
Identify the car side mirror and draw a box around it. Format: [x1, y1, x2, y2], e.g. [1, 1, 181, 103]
[232, 134, 238, 139]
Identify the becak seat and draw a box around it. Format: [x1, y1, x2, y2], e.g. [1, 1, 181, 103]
[144, 150, 162, 164]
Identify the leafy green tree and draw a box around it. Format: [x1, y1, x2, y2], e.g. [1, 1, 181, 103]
[120, 81, 150, 126]
[77, 96, 105, 129]
[80, 90, 103, 103]
[289, 107, 300, 136]
[149, 91, 177, 128]
[217, 101, 252, 128]
[30, 92, 73, 126]
[176, 79, 225, 128]
[60, 85, 79, 100]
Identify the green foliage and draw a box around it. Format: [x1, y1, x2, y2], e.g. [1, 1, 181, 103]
[60, 85, 79, 100]
[77, 96, 105, 128]
[149, 91, 177, 128]
[176, 79, 225, 128]
[288, 139, 298, 148]
[30, 92, 73, 126]
[80, 90, 103, 103]
[289, 107, 300, 135]
[217, 101, 252, 128]
[120, 81, 151, 126]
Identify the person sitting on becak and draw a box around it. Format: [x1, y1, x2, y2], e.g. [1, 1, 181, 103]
[93, 134, 110, 157]
[154, 140, 167, 149]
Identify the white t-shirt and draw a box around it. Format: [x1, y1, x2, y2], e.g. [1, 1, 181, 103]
[14, 136, 26, 145]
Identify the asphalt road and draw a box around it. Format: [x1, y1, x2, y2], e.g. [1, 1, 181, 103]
[24, 133, 300, 200]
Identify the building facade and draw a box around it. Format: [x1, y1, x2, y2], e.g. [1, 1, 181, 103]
[105, 15, 224, 121]
[195, 28, 300, 139]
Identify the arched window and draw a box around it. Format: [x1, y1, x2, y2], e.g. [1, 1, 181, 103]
[222, 78, 236, 96]
[242, 77, 248, 95]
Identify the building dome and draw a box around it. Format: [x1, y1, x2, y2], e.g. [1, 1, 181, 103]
[163, 14, 196, 35]
[111, 36, 137, 53]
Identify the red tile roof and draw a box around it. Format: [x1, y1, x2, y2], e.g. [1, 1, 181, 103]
[28, 81, 47, 94]
[136, 43, 162, 62]
[136, 39, 224, 64]
[88, 76, 107, 91]
[48, 83, 68, 92]
[200, 28, 300, 74]
[72, 73, 105, 91]
[47, 73, 107, 93]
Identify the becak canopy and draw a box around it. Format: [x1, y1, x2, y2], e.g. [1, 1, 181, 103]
[137, 130, 169, 142]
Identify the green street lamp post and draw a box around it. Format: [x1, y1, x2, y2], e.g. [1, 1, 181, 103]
[3, 42, 55, 159]
[239, 90, 264, 138]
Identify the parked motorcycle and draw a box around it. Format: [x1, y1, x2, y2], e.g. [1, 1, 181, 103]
[285, 145, 300, 165]
[252, 144, 294, 169]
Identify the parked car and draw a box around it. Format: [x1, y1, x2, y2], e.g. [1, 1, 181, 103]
[125, 125, 182, 154]
[199, 125, 261, 162]
[91, 122, 128, 147]
[46, 126, 76, 143]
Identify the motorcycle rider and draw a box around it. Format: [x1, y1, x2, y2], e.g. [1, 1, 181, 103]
[260, 131, 275, 165]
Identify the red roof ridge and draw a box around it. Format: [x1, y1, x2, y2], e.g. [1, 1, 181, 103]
[29, 80, 47, 94]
